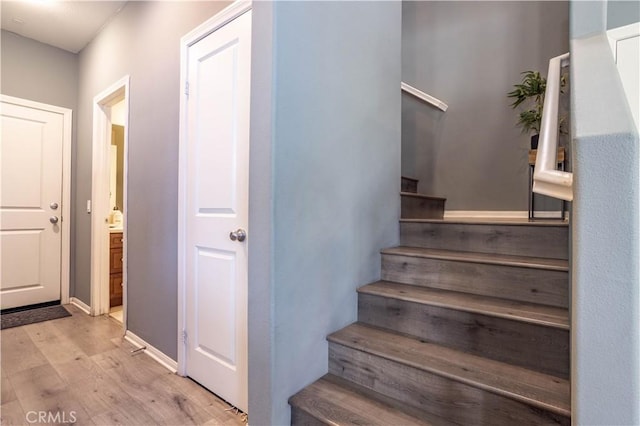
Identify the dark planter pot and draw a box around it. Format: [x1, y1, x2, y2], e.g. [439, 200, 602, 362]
[531, 134, 539, 150]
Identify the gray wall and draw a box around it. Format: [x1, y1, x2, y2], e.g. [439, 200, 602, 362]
[570, 32, 639, 424]
[1, 30, 79, 296]
[1, 31, 78, 109]
[607, 0, 640, 30]
[402, 1, 569, 211]
[75, 1, 229, 359]
[247, 1, 275, 422]
[570, 1, 607, 38]
[247, 2, 402, 424]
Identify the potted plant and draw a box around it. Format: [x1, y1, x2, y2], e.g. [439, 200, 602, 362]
[507, 70, 546, 149]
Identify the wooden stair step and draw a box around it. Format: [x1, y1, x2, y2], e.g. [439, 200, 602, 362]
[400, 192, 447, 201]
[382, 247, 568, 271]
[401, 176, 419, 193]
[402, 218, 569, 226]
[358, 281, 569, 377]
[329, 323, 570, 422]
[401, 192, 446, 220]
[400, 219, 569, 260]
[381, 247, 569, 308]
[358, 281, 569, 329]
[289, 374, 439, 426]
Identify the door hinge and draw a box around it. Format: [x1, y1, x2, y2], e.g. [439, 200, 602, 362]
[182, 330, 188, 344]
[185, 81, 189, 97]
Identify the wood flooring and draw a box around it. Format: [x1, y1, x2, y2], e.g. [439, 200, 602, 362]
[0, 305, 245, 426]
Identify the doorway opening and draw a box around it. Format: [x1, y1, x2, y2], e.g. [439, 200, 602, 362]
[90, 76, 129, 333]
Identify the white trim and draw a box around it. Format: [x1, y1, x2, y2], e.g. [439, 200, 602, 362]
[607, 21, 640, 132]
[607, 22, 640, 61]
[124, 330, 178, 373]
[0, 95, 72, 306]
[444, 210, 568, 220]
[90, 76, 129, 328]
[401, 82, 448, 112]
[181, 1, 251, 47]
[70, 297, 91, 315]
[178, 0, 252, 377]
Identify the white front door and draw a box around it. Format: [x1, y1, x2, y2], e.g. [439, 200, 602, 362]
[183, 8, 251, 412]
[1, 98, 65, 309]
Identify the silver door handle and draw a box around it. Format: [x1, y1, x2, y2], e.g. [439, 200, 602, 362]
[229, 229, 247, 242]
[50, 202, 59, 210]
[49, 216, 59, 224]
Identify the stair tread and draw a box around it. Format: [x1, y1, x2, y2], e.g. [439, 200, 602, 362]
[290, 374, 439, 426]
[359, 281, 569, 329]
[400, 191, 446, 201]
[401, 218, 569, 227]
[382, 246, 568, 271]
[401, 175, 419, 182]
[329, 323, 570, 417]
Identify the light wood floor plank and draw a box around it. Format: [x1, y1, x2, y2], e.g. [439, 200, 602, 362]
[0, 400, 27, 426]
[0, 328, 48, 377]
[159, 374, 245, 425]
[8, 364, 67, 403]
[1, 375, 17, 405]
[69, 374, 132, 418]
[19, 389, 95, 426]
[24, 320, 87, 365]
[50, 353, 103, 386]
[90, 399, 157, 425]
[1, 305, 247, 425]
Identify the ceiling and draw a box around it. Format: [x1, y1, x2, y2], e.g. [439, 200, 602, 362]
[1, 1, 127, 53]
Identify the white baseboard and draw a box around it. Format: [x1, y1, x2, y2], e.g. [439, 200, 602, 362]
[69, 297, 92, 315]
[124, 330, 178, 373]
[444, 210, 567, 219]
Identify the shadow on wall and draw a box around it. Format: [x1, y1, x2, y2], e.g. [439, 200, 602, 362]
[401, 94, 446, 195]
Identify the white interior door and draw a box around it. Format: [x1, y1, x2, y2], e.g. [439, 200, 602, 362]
[183, 9, 251, 412]
[1, 99, 64, 309]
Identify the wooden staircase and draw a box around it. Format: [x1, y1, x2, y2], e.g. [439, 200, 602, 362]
[289, 176, 570, 425]
[400, 176, 446, 219]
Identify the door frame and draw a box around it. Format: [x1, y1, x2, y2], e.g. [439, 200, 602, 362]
[0, 94, 72, 306]
[176, 0, 252, 377]
[90, 76, 129, 325]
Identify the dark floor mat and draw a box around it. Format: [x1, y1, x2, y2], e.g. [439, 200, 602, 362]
[1, 305, 71, 330]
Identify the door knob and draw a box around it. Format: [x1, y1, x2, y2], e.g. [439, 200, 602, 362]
[49, 216, 59, 224]
[229, 229, 247, 242]
[50, 202, 59, 210]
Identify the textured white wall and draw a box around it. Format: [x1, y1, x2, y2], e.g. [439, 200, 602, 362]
[570, 32, 640, 424]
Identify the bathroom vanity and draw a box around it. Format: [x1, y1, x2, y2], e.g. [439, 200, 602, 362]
[109, 229, 123, 307]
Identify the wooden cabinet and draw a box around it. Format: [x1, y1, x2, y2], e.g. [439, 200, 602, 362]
[110, 232, 123, 307]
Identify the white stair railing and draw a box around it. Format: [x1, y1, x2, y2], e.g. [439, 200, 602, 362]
[401, 82, 448, 112]
[533, 52, 573, 201]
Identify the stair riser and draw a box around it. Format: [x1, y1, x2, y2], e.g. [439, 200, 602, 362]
[291, 409, 328, 426]
[329, 343, 570, 426]
[358, 294, 569, 378]
[401, 178, 418, 193]
[401, 196, 445, 220]
[400, 222, 569, 260]
[382, 254, 568, 308]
